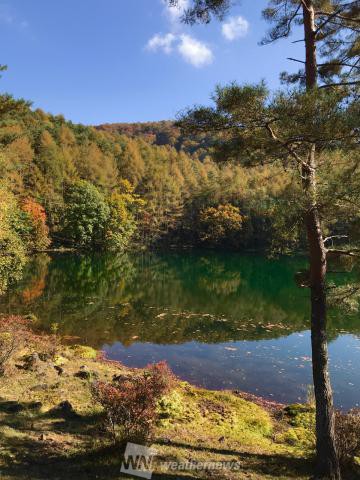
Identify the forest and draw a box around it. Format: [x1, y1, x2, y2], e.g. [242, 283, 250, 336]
[0, 1, 359, 478]
[0, 94, 306, 294]
[1, 95, 359, 298]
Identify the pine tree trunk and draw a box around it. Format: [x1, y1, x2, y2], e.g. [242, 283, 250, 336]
[302, 2, 340, 478]
[305, 200, 340, 479]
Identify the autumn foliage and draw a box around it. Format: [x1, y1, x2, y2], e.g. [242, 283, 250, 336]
[199, 204, 244, 247]
[0, 315, 34, 375]
[22, 198, 50, 250]
[92, 361, 176, 444]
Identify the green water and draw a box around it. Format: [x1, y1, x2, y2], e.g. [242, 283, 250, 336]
[1, 251, 359, 409]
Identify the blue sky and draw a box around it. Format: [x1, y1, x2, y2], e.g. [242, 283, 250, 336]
[0, 0, 303, 124]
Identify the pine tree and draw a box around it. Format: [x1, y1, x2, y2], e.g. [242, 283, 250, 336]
[169, 1, 360, 478]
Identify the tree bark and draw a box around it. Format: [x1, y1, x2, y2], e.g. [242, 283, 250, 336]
[302, 2, 341, 478]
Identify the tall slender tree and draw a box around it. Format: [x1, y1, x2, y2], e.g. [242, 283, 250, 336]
[169, 1, 360, 478]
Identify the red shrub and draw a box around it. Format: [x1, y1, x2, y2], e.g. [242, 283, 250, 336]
[0, 315, 34, 375]
[92, 361, 176, 444]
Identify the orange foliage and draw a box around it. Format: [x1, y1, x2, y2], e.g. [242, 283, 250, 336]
[22, 198, 50, 250]
[22, 198, 46, 222]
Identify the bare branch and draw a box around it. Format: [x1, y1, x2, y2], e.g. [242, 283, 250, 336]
[327, 248, 360, 257]
[324, 235, 348, 244]
[287, 57, 306, 64]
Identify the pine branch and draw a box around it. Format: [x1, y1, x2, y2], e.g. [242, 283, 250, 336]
[319, 81, 360, 89]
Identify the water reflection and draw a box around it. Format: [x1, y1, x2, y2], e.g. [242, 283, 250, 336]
[1, 251, 359, 408]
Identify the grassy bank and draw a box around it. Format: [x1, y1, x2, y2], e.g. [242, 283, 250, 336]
[0, 316, 358, 480]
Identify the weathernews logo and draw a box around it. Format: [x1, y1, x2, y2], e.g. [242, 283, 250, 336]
[120, 441, 242, 478]
[120, 442, 157, 479]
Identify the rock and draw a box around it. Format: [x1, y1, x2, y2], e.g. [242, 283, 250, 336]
[54, 365, 64, 376]
[75, 365, 98, 380]
[30, 384, 48, 392]
[113, 373, 131, 383]
[75, 366, 91, 380]
[58, 401, 74, 414]
[49, 400, 79, 419]
[28, 401, 43, 411]
[22, 353, 46, 372]
[38, 352, 52, 362]
[75, 370, 90, 380]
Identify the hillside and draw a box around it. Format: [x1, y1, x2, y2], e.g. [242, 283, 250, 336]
[0, 94, 296, 294]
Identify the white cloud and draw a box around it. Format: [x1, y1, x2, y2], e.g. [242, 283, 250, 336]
[178, 34, 213, 68]
[222, 16, 249, 41]
[145, 1, 213, 68]
[146, 33, 176, 54]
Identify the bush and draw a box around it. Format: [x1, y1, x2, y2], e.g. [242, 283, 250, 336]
[335, 409, 360, 468]
[0, 316, 33, 375]
[92, 361, 176, 444]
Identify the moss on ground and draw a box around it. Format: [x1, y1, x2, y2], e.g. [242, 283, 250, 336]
[0, 339, 357, 480]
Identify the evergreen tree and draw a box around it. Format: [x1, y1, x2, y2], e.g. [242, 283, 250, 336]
[169, 1, 360, 478]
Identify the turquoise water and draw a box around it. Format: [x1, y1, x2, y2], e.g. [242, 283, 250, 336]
[1, 251, 359, 409]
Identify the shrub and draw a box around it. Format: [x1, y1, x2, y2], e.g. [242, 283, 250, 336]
[335, 409, 360, 468]
[92, 361, 176, 444]
[0, 316, 33, 375]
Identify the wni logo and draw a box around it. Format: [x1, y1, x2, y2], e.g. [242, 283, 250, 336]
[121, 443, 158, 479]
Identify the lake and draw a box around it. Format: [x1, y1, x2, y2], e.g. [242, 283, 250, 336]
[1, 251, 359, 410]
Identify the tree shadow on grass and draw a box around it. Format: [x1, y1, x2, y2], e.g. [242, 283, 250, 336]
[0, 406, 357, 480]
[155, 439, 313, 479]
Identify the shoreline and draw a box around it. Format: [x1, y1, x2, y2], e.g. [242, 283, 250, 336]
[0, 316, 358, 479]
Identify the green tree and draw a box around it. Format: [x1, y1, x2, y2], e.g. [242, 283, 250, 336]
[62, 180, 110, 249]
[169, 1, 359, 478]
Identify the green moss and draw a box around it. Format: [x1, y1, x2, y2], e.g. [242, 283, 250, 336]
[68, 345, 98, 359]
[157, 391, 185, 424]
[276, 427, 315, 449]
[53, 354, 68, 366]
[284, 404, 315, 429]
[158, 386, 273, 448]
